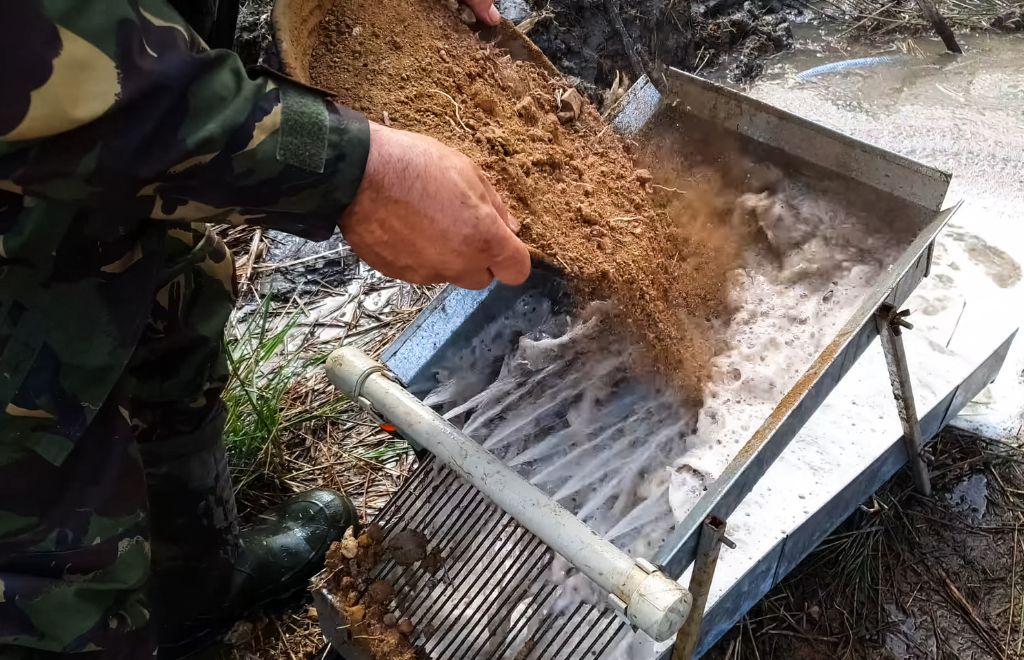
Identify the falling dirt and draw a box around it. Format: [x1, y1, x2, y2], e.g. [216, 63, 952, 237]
[310, 0, 746, 398]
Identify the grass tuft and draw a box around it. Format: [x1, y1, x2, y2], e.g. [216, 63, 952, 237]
[222, 297, 357, 498]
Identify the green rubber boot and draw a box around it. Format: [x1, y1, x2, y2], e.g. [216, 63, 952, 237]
[223, 489, 359, 611]
[142, 405, 357, 659]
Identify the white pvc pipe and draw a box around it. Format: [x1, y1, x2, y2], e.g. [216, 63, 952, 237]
[326, 347, 692, 642]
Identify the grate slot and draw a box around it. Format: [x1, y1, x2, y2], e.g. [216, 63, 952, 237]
[429, 520, 533, 657]
[356, 457, 632, 659]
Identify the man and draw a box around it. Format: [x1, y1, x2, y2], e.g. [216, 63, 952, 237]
[0, 0, 530, 658]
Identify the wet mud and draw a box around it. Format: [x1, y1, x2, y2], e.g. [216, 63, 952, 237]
[507, 0, 794, 105]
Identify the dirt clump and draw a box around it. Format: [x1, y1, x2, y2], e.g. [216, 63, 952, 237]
[317, 528, 423, 660]
[387, 529, 429, 566]
[310, 0, 745, 398]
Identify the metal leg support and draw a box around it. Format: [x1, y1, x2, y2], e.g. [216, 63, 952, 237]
[672, 516, 734, 660]
[876, 306, 933, 496]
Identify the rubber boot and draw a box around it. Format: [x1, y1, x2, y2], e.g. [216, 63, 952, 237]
[141, 404, 358, 659]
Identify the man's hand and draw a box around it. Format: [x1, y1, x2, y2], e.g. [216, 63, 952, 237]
[340, 122, 531, 289]
[461, 0, 502, 25]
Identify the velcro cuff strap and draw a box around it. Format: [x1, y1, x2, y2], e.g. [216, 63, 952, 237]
[278, 83, 330, 173]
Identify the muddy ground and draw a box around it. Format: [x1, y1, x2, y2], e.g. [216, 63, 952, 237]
[503, 0, 795, 105]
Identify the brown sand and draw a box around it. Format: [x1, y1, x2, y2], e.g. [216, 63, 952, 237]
[309, 0, 744, 397]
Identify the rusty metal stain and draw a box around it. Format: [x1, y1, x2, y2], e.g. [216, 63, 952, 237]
[736, 327, 855, 462]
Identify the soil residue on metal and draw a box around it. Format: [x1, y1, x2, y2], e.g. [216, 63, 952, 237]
[310, 0, 746, 398]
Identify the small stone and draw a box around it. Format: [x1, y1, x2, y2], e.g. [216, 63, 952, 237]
[351, 25, 363, 37]
[808, 605, 821, 621]
[382, 111, 392, 127]
[635, 169, 653, 185]
[307, 606, 319, 622]
[383, 613, 398, 627]
[438, 49, 450, 63]
[397, 618, 415, 635]
[514, 96, 539, 125]
[339, 532, 359, 559]
[555, 88, 584, 123]
[345, 605, 366, 625]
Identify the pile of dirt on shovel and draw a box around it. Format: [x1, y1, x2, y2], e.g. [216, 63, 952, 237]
[309, 0, 746, 399]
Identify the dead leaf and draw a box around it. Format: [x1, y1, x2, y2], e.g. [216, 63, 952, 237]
[601, 70, 631, 115]
[516, 10, 554, 34]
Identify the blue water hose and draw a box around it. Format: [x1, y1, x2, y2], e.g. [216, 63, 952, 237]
[796, 54, 909, 80]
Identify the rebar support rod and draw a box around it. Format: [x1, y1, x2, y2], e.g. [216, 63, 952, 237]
[876, 306, 932, 496]
[672, 516, 732, 660]
[326, 346, 693, 642]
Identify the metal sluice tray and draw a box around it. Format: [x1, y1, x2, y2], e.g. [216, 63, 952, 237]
[319, 69, 969, 659]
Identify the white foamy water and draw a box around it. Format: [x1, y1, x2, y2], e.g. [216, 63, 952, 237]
[749, 29, 1024, 441]
[420, 165, 914, 655]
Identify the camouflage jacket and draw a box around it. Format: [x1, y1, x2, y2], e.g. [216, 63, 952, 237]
[0, 1, 368, 462]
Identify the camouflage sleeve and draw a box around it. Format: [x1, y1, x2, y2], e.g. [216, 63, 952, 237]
[0, 0, 369, 241]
